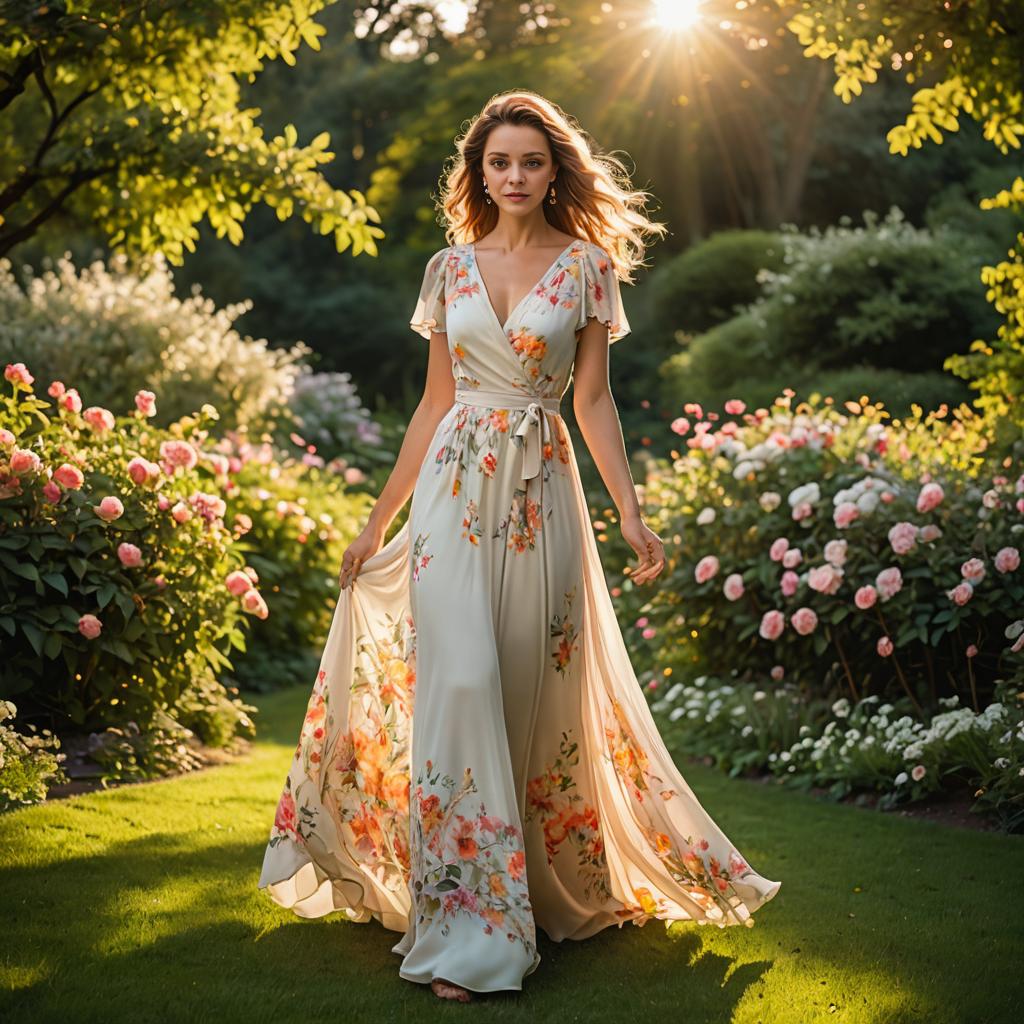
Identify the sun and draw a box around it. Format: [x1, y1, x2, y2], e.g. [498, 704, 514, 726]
[651, 0, 703, 31]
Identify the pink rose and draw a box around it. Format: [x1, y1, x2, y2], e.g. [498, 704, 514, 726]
[4, 362, 34, 388]
[947, 581, 973, 606]
[171, 501, 193, 524]
[9, 448, 42, 475]
[83, 406, 116, 432]
[808, 563, 843, 595]
[225, 570, 253, 596]
[61, 388, 83, 413]
[791, 501, 813, 522]
[723, 573, 744, 601]
[833, 502, 859, 529]
[995, 547, 1020, 574]
[157, 493, 171, 511]
[919, 524, 942, 543]
[117, 542, 143, 567]
[159, 439, 199, 472]
[242, 588, 269, 619]
[877, 635, 893, 657]
[911, 764, 927, 782]
[42, 480, 61, 503]
[876, 567, 903, 601]
[824, 539, 847, 567]
[790, 607, 818, 636]
[48, 381, 65, 398]
[782, 548, 803, 569]
[780, 570, 799, 597]
[770, 665, 785, 681]
[769, 537, 790, 562]
[759, 609, 785, 641]
[724, 399, 746, 415]
[916, 482, 944, 513]
[53, 463, 85, 490]
[77, 613, 102, 639]
[960, 558, 985, 584]
[93, 495, 124, 522]
[854, 585, 878, 610]
[641, 627, 657, 639]
[965, 644, 978, 658]
[134, 389, 157, 417]
[0, 428, 14, 446]
[670, 417, 690, 435]
[694, 555, 720, 584]
[888, 521, 918, 555]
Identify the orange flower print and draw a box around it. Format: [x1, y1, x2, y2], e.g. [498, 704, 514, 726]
[409, 761, 537, 954]
[412, 531, 433, 581]
[549, 586, 580, 677]
[462, 497, 482, 544]
[489, 409, 510, 433]
[481, 451, 497, 478]
[495, 486, 545, 553]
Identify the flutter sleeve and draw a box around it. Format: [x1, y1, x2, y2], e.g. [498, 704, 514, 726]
[576, 242, 631, 344]
[409, 246, 449, 339]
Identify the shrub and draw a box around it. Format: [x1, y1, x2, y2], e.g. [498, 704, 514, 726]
[0, 699, 66, 811]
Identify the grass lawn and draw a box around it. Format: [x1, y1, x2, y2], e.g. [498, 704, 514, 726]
[1, 683, 1021, 1024]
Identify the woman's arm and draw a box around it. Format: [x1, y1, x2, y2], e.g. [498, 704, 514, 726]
[339, 331, 454, 588]
[571, 319, 665, 585]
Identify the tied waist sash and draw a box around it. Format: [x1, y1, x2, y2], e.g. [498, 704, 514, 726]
[453, 386, 562, 486]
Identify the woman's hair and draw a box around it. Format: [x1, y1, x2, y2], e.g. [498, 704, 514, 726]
[435, 90, 666, 283]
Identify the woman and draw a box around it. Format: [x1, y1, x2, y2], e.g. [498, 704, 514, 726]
[258, 90, 780, 1003]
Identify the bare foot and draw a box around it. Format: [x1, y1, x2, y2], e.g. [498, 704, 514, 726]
[431, 977, 473, 1002]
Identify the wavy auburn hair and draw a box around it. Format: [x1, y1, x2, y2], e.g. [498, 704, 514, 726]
[435, 90, 666, 284]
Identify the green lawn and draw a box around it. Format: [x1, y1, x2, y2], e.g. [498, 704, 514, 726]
[1, 684, 1021, 1024]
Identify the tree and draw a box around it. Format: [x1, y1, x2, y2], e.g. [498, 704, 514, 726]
[784, 0, 1024, 429]
[0, 0, 384, 262]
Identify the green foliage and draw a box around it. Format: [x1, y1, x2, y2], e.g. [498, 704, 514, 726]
[648, 230, 786, 335]
[0, 253, 311, 434]
[0, 1, 383, 262]
[0, 698, 66, 811]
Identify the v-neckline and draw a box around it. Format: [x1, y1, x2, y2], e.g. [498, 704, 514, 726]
[470, 238, 580, 335]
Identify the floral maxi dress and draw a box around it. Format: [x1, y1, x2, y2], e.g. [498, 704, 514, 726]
[257, 238, 781, 992]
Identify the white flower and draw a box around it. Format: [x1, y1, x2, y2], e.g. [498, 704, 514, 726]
[894, 771, 908, 786]
[696, 507, 716, 525]
[788, 482, 821, 508]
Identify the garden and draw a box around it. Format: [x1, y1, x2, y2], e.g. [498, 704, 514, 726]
[2, 2, 1023, 1022]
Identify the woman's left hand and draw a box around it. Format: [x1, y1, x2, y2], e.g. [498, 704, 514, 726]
[620, 511, 666, 585]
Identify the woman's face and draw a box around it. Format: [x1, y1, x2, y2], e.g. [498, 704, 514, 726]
[480, 124, 558, 217]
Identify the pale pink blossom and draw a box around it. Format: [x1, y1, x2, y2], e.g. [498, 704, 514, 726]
[77, 613, 102, 639]
[769, 537, 790, 562]
[42, 480, 61, 503]
[824, 539, 847, 567]
[117, 542, 143, 568]
[171, 501, 193, 524]
[911, 764, 926, 782]
[694, 555, 720, 584]
[93, 496, 124, 522]
[982, 489, 1001, 510]
[0, 428, 14, 446]
[48, 381, 65, 398]
[4, 362, 34, 388]
[159, 439, 199, 472]
[877, 635, 893, 657]
[670, 417, 690, 435]
[919, 524, 942, 543]
[242, 588, 269, 619]
[916, 482, 944, 513]
[53, 463, 84, 490]
[854, 585, 878, 610]
[759, 609, 785, 641]
[876, 567, 903, 601]
[966, 644, 978, 658]
[684, 402, 703, 418]
[780, 570, 799, 597]
[833, 502, 860, 529]
[960, 558, 985, 584]
[724, 399, 746, 415]
[790, 607, 818, 636]
[127, 456, 160, 486]
[641, 627, 657, 639]
[723, 573, 745, 601]
[157, 493, 171, 511]
[947, 582, 973, 606]
[807, 564, 842, 595]
[226, 570, 254, 596]
[880, 491, 895, 504]
[791, 501, 813, 522]
[995, 547, 1020, 574]
[782, 548, 803, 569]
[61, 388, 83, 413]
[888, 521, 918, 555]
[83, 406, 116, 432]
[134, 389, 157, 417]
[9, 448, 41, 475]
[770, 665, 785, 681]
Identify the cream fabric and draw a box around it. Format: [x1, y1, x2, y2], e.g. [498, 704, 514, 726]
[258, 238, 780, 993]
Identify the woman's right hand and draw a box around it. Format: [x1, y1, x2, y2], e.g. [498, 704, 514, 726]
[338, 522, 386, 590]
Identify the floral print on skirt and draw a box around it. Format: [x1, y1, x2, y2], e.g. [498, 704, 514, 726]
[258, 238, 781, 993]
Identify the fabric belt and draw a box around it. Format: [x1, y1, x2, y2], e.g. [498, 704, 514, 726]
[453, 386, 562, 487]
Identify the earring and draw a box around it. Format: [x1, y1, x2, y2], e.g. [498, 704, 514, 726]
[483, 178, 492, 205]
[548, 183, 557, 205]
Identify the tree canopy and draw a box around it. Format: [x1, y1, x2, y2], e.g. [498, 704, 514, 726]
[0, 0, 383, 262]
